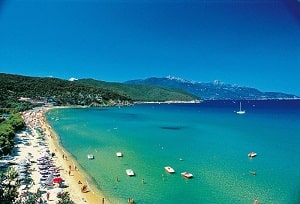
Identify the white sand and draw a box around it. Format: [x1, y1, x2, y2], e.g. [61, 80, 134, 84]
[12, 107, 106, 204]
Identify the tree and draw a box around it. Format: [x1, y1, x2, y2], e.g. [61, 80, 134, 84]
[0, 167, 20, 204]
[0, 167, 42, 204]
[15, 189, 42, 204]
[57, 192, 74, 204]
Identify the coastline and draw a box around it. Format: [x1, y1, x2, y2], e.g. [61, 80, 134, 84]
[15, 102, 300, 203]
[21, 106, 110, 204]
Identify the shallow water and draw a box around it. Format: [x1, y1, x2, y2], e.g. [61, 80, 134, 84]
[47, 100, 300, 204]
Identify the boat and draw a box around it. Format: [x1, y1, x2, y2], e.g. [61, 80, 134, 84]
[116, 152, 123, 157]
[236, 102, 246, 114]
[181, 172, 193, 178]
[164, 166, 175, 174]
[126, 169, 135, 176]
[87, 154, 94, 160]
[248, 152, 257, 158]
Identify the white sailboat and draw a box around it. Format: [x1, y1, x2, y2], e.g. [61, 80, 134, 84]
[236, 102, 245, 114]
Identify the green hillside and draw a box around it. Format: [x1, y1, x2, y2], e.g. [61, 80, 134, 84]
[0, 73, 198, 112]
[0, 73, 131, 112]
[77, 78, 198, 102]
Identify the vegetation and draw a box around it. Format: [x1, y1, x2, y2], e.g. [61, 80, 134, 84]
[57, 192, 73, 204]
[0, 113, 24, 156]
[0, 167, 20, 204]
[0, 73, 132, 111]
[77, 78, 198, 102]
[0, 73, 198, 113]
[0, 167, 45, 204]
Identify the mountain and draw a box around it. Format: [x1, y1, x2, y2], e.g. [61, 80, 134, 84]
[77, 78, 198, 102]
[0, 73, 199, 112]
[125, 76, 299, 100]
[0, 73, 132, 110]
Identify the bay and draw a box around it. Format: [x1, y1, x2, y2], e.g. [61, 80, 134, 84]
[46, 100, 300, 204]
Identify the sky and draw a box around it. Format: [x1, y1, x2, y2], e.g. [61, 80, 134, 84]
[0, 0, 300, 95]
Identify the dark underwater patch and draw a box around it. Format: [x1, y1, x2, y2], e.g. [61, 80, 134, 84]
[160, 126, 183, 130]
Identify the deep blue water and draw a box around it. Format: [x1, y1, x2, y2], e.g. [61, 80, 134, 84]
[46, 100, 300, 204]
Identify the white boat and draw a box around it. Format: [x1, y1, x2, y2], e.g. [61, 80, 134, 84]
[87, 154, 94, 160]
[248, 152, 257, 158]
[126, 169, 135, 176]
[181, 172, 193, 178]
[164, 166, 175, 174]
[236, 102, 246, 114]
[116, 152, 123, 157]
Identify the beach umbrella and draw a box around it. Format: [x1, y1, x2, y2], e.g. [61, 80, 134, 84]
[51, 187, 63, 194]
[52, 177, 63, 183]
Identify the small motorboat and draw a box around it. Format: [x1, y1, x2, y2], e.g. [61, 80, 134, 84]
[87, 154, 94, 160]
[164, 166, 175, 174]
[126, 169, 135, 176]
[116, 152, 123, 157]
[181, 172, 193, 179]
[248, 152, 257, 158]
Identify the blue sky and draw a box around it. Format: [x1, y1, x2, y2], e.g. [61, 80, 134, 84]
[0, 0, 299, 95]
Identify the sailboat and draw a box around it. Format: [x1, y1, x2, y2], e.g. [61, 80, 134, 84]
[236, 102, 246, 114]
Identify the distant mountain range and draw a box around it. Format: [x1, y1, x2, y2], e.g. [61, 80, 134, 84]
[1, 73, 298, 112]
[125, 76, 299, 100]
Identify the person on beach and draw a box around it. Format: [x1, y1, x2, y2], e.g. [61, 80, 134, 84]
[81, 185, 88, 193]
[46, 192, 50, 201]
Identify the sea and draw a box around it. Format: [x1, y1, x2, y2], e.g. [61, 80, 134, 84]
[46, 100, 300, 204]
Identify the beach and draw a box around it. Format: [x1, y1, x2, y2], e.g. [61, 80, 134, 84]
[11, 101, 300, 203]
[43, 102, 300, 203]
[15, 106, 108, 204]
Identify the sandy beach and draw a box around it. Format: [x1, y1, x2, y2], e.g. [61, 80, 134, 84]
[15, 106, 109, 204]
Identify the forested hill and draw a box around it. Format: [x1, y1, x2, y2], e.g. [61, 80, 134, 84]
[0, 73, 131, 111]
[77, 78, 198, 102]
[0, 73, 198, 112]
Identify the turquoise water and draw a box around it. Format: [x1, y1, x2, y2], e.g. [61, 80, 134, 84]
[46, 101, 300, 204]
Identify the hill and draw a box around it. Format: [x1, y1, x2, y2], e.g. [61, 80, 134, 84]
[0, 73, 131, 111]
[0, 73, 199, 112]
[77, 78, 198, 102]
[125, 76, 299, 100]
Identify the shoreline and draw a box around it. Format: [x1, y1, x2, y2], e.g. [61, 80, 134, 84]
[42, 106, 109, 203]
[20, 106, 110, 204]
